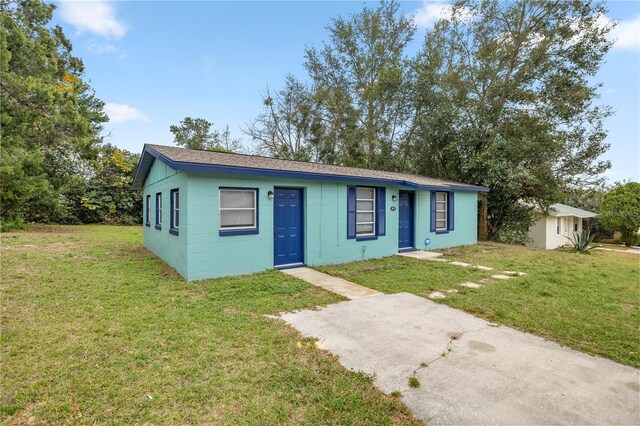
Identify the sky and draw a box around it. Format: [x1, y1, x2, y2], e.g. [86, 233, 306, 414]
[51, 1, 640, 183]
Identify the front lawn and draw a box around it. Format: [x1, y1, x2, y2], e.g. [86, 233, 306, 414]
[315, 243, 640, 367]
[1, 226, 419, 425]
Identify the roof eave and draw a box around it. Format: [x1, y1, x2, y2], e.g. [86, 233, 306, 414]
[132, 145, 490, 193]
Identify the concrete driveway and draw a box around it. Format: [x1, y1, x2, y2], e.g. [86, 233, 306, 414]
[280, 293, 639, 425]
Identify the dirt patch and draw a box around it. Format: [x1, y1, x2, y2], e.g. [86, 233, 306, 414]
[161, 264, 182, 279]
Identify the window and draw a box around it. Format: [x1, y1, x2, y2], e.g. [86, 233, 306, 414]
[145, 195, 150, 226]
[435, 192, 448, 231]
[556, 217, 562, 235]
[170, 189, 179, 235]
[347, 186, 385, 240]
[219, 188, 258, 235]
[155, 192, 162, 229]
[430, 191, 454, 233]
[356, 187, 376, 236]
[573, 218, 579, 232]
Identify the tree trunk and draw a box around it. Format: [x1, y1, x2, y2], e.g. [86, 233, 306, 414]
[478, 192, 488, 240]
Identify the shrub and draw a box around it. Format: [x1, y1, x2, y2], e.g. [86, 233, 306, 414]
[565, 230, 599, 253]
[599, 182, 640, 247]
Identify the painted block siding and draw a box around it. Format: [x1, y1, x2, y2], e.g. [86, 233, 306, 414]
[142, 161, 188, 277]
[143, 161, 478, 281]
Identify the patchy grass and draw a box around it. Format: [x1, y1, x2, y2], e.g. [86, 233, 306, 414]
[314, 255, 495, 295]
[316, 243, 640, 367]
[1, 225, 419, 425]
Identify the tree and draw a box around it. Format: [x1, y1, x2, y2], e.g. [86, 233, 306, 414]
[169, 117, 221, 151]
[304, 0, 416, 169]
[170, 117, 244, 153]
[219, 125, 245, 154]
[243, 75, 319, 161]
[599, 182, 640, 246]
[61, 144, 141, 224]
[406, 0, 614, 242]
[0, 0, 107, 229]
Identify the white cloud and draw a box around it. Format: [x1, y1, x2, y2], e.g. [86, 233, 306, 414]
[86, 40, 127, 58]
[104, 103, 149, 124]
[413, 0, 472, 28]
[609, 15, 640, 52]
[58, 1, 127, 39]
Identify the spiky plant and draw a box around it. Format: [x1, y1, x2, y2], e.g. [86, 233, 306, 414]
[565, 230, 600, 253]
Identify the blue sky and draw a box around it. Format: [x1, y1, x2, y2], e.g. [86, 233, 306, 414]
[52, 1, 639, 183]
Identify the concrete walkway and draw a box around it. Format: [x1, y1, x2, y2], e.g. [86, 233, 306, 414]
[597, 246, 640, 255]
[280, 267, 382, 299]
[280, 293, 640, 425]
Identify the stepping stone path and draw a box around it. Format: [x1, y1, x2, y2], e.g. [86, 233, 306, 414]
[446, 289, 459, 293]
[428, 291, 447, 299]
[396, 250, 528, 288]
[474, 265, 494, 271]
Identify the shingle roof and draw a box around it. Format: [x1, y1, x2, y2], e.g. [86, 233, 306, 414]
[548, 203, 597, 218]
[132, 144, 489, 192]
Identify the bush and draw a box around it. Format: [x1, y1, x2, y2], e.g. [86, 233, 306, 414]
[599, 182, 640, 247]
[621, 233, 640, 247]
[0, 217, 25, 232]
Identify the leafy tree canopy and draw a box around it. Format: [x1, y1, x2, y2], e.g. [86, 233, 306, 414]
[248, 0, 614, 243]
[170, 117, 244, 153]
[598, 182, 640, 246]
[1, 0, 107, 228]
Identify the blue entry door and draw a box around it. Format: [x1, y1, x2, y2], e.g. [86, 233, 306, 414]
[274, 188, 304, 266]
[398, 191, 414, 250]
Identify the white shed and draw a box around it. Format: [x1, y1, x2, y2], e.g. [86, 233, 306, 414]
[527, 203, 598, 250]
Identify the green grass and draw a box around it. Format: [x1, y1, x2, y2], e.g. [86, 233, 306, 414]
[1, 225, 420, 425]
[315, 243, 640, 367]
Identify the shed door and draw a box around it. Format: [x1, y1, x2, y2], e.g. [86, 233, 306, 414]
[273, 188, 304, 267]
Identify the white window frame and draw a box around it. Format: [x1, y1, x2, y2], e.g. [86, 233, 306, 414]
[556, 217, 562, 235]
[573, 217, 579, 233]
[435, 192, 448, 231]
[219, 189, 257, 230]
[356, 187, 376, 237]
[171, 189, 179, 230]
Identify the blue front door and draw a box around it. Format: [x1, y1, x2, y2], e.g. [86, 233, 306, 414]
[398, 191, 414, 250]
[274, 188, 304, 266]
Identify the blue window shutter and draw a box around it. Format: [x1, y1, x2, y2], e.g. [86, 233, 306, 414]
[448, 192, 455, 231]
[376, 187, 386, 236]
[347, 186, 356, 239]
[170, 190, 174, 228]
[430, 191, 436, 232]
[447, 192, 456, 231]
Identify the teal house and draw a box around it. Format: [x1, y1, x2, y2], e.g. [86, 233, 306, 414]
[132, 144, 489, 281]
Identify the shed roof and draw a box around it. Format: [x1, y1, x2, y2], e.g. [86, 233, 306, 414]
[548, 203, 597, 218]
[132, 144, 490, 192]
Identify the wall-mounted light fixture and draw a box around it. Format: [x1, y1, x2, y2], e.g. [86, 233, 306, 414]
[392, 194, 398, 202]
[268, 190, 274, 200]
